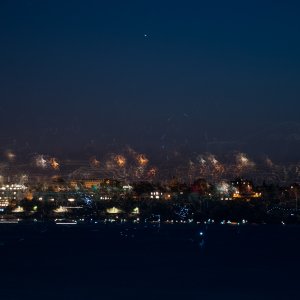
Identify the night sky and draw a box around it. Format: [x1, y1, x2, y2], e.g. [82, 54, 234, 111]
[1, 0, 300, 161]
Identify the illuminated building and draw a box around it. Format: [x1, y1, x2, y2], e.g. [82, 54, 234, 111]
[69, 179, 120, 190]
[231, 179, 262, 199]
[150, 191, 163, 199]
[0, 184, 27, 207]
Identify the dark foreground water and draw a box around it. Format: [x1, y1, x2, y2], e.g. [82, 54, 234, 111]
[0, 223, 299, 300]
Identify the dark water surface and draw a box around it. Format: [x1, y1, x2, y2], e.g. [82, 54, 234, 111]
[0, 223, 299, 300]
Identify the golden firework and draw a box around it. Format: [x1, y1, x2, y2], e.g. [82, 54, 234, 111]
[114, 155, 126, 167]
[137, 154, 149, 167]
[50, 158, 60, 170]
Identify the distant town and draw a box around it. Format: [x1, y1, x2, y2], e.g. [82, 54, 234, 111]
[0, 175, 299, 225]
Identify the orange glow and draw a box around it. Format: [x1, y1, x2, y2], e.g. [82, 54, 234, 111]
[50, 158, 60, 170]
[115, 155, 126, 167]
[233, 193, 241, 198]
[137, 154, 149, 167]
[25, 191, 33, 201]
[253, 192, 262, 198]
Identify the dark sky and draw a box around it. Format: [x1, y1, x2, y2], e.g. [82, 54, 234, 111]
[1, 0, 300, 160]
